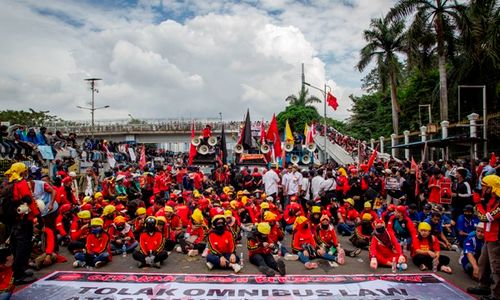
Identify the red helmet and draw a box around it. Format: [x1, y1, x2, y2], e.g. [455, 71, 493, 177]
[60, 204, 72, 214]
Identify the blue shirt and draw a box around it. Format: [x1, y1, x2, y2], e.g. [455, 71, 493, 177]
[457, 215, 479, 234]
[461, 232, 484, 268]
[408, 211, 420, 223]
[424, 216, 443, 234]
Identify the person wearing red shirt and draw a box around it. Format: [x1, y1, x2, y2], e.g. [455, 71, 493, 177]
[247, 222, 286, 277]
[202, 124, 212, 138]
[411, 222, 451, 273]
[108, 216, 138, 255]
[206, 215, 241, 273]
[32, 226, 59, 270]
[315, 214, 345, 265]
[291, 216, 319, 269]
[362, 201, 378, 221]
[284, 199, 304, 233]
[428, 168, 451, 204]
[58, 176, 77, 205]
[0, 247, 14, 299]
[133, 217, 168, 268]
[73, 218, 111, 268]
[175, 196, 190, 228]
[185, 209, 208, 257]
[336, 198, 359, 236]
[5, 162, 41, 284]
[468, 175, 500, 299]
[55, 204, 73, 245]
[68, 210, 91, 254]
[192, 170, 203, 191]
[369, 218, 407, 271]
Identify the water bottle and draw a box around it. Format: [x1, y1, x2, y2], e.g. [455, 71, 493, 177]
[432, 258, 438, 272]
[240, 252, 244, 267]
[391, 257, 397, 273]
[401, 239, 407, 252]
[122, 244, 127, 257]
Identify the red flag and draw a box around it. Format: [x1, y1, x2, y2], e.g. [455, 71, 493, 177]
[490, 152, 497, 167]
[188, 121, 196, 166]
[327, 92, 338, 111]
[411, 157, 420, 196]
[366, 145, 379, 170]
[266, 114, 282, 159]
[139, 144, 146, 170]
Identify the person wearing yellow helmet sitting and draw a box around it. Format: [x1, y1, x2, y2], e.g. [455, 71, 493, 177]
[68, 210, 92, 254]
[133, 207, 147, 240]
[73, 218, 111, 269]
[411, 222, 451, 274]
[108, 216, 138, 255]
[101, 204, 116, 230]
[206, 215, 242, 273]
[247, 222, 286, 277]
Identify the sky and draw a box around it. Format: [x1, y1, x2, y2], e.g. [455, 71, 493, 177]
[0, 0, 396, 123]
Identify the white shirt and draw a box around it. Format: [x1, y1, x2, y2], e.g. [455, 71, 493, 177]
[282, 171, 303, 196]
[263, 169, 280, 196]
[311, 175, 325, 199]
[301, 177, 311, 200]
[319, 178, 337, 194]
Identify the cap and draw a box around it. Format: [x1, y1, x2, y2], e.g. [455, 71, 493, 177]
[256, 222, 271, 235]
[364, 201, 372, 209]
[345, 198, 354, 206]
[102, 205, 116, 216]
[136, 207, 146, 215]
[311, 206, 321, 214]
[362, 213, 373, 222]
[418, 222, 431, 232]
[263, 211, 277, 221]
[90, 218, 104, 227]
[164, 206, 174, 213]
[77, 210, 91, 219]
[260, 202, 270, 210]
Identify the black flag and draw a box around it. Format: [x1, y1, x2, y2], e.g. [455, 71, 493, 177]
[242, 109, 253, 150]
[220, 123, 227, 164]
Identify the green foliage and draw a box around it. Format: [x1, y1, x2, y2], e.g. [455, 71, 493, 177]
[347, 92, 392, 141]
[276, 105, 320, 134]
[0, 109, 59, 127]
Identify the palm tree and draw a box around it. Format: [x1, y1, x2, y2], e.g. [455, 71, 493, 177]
[285, 85, 321, 112]
[387, 0, 465, 122]
[357, 18, 406, 135]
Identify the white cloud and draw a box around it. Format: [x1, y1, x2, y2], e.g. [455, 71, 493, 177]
[0, 0, 394, 124]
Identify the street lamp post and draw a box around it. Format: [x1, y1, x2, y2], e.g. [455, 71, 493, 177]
[303, 81, 331, 163]
[77, 78, 109, 138]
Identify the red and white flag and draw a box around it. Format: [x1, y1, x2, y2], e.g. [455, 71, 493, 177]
[188, 121, 196, 166]
[103, 142, 116, 168]
[139, 144, 146, 170]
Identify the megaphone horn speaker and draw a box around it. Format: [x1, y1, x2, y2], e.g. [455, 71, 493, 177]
[290, 154, 300, 164]
[285, 143, 294, 152]
[191, 137, 201, 147]
[301, 154, 311, 164]
[261, 144, 270, 154]
[306, 143, 317, 152]
[208, 136, 217, 146]
[234, 144, 244, 154]
[197, 145, 209, 155]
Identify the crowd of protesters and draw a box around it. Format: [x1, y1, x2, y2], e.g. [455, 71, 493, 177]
[0, 138, 499, 299]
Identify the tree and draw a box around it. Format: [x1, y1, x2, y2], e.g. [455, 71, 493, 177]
[0, 109, 59, 127]
[387, 0, 465, 122]
[285, 85, 321, 113]
[357, 17, 406, 135]
[276, 105, 320, 135]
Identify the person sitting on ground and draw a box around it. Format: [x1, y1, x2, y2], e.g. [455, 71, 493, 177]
[387, 205, 417, 250]
[185, 209, 208, 257]
[0, 246, 14, 300]
[31, 225, 60, 270]
[206, 215, 242, 273]
[314, 214, 346, 267]
[411, 222, 452, 274]
[68, 210, 91, 254]
[424, 212, 454, 251]
[108, 216, 138, 255]
[247, 222, 286, 277]
[460, 222, 484, 279]
[350, 213, 374, 249]
[73, 218, 111, 268]
[337, 198, 359, 236]
[456, 205, 479, 247]
[369, 218, 407, 271]
[133, 216, 168, 268]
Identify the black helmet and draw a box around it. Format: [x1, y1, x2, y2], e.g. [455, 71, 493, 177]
[145, 216, 157, 232]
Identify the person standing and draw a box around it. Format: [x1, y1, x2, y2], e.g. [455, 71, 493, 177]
[4, 162, 41, 284]
[263, 164, 280, 201]
[282, 165, 302, 210]
[311, 169, 325, 201]
[467, 175, 500, 300]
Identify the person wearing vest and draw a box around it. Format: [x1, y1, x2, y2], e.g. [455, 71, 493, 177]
[73, 218, 111, 268]
[5, 162, 41, 284]
[369, 218, 407, 271]
[133, 216, 168, 268]
[30, 174, 58, 230]
[247, 222, 286, 277]
[467, 175, 500, 300]
[206, 215, 241, 273]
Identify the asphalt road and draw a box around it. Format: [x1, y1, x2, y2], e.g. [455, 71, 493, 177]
[26, 234, 477, 298]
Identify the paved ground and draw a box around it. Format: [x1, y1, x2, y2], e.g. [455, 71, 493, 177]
[22, 234, 477, 298]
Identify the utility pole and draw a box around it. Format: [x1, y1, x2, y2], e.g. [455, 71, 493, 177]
[78, 78, 109, 138]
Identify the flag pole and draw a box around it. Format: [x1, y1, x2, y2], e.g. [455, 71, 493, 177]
[324, 83, 327, 164]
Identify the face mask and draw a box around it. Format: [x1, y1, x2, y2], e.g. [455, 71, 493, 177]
[214, 223, 225, 232]
[91, 228, 102, 235]
[116, 225, 125, 231]
[303, 224, 309, 230]
[375, 227, 385, 234]
[146, 224, 156, 232]
[269, 222, 276, 227]
[321, 224, 329, 230]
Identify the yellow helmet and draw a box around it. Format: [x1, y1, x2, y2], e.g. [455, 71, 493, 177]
[94, 192, 103, 199]
[263, 211, 277, 221]
[90, 218, 104, 227]
[482, 175, 500, 197]
[345, 198, 354, 206]
[83, 196, 93, 203]
[156, 216, 167, 225]
[260, 202, 270, 210]
[241, 196, 248, 205]
[77, 210, 91, 219]
[211, 214, 226, 226]
[102, 205, 116, 216]
[191, 208, 204, 224]
[311, 206, 321, 214]
[362, 213, 373, 222]
[418, 222, 432, 232]
[256, 222, 271, 235]
[293, 216, 308, 230]
[364, 201, 372, 209]
[164, 206, 174, 213]
[4, 162, 27, 182]
[224, 210, 233, 217]
[136, 207, 146, 216]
